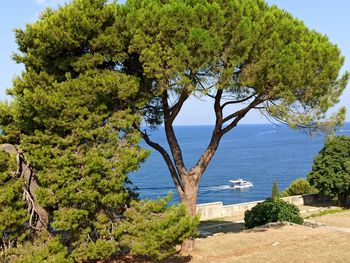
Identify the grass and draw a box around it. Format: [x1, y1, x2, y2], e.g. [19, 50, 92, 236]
[306, 208, 350, 219]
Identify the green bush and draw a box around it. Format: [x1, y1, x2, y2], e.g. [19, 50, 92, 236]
[281, 178, 318, 197]
[120, 194, 199, 260]
[244, 198, 304, 229]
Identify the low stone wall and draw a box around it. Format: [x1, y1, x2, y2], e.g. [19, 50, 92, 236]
[196, 194, 329, 220]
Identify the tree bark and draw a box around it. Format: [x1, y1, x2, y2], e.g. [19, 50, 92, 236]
[180, 175, 198, 252]
[0, 144, 50, 232]
[140, 89, 266, 252]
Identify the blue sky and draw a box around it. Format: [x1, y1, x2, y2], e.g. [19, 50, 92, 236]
[1, 0, 349, 125]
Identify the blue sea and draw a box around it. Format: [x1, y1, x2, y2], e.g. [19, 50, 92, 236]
[130, 123, 350, 205]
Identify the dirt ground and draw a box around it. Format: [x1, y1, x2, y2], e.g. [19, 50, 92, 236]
[188, 224, 350, 263]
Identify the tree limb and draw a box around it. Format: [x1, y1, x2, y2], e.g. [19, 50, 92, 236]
[190, 89, 224, 181]
[169, 89, 189, 122]
[195, 77, 217, 99]
[221, 96, 265, 135]
[0, 145, 50, 233]
[220, 93, 257, 110]
[18, 152, 50, 231]
[139, 129, 184, 195]
[162, 90, 188, 179]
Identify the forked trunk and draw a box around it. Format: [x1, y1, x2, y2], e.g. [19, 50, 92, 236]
[180, 176, 198, 252]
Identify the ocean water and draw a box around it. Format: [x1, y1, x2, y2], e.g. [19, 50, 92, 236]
[130, 123, 350, 205]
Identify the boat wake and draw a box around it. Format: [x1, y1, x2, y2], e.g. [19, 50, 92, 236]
[200, 185, 232, 191]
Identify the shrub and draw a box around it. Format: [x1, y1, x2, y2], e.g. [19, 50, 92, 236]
[120, 195, 199, 260]
[281, 178, 318, 197]
[244, 198, 304, 229]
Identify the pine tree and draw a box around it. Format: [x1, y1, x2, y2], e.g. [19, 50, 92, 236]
[271, 180, 279, 198]
[0, 0, 198, 261]
[0, 148, 29, 260]
[120, 0, 348, 250]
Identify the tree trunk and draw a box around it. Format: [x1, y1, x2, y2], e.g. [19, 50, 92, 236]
[338, 193, 348, 207]
[0, 144, 50, 232]
[180, 176, 198, 252]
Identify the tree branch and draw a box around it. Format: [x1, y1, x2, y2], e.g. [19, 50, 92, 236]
[221, 96, 265, 135]
[169, 89, 189, 122]
[190, 89, 224, 181]
[220, 93, 257, 110]
[139, 129, 184, 194]
[195, 77, 217, 99]
[162, 90, 188, 179]
[222, 94, 264, 124]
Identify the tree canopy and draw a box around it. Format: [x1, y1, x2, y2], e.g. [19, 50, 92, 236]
[0, 0, 348, 254]
[120, 0, 348, 249]
[0, 0, 198, 261]
[308, 136, 350, 207]
[124, 0, 348, 129]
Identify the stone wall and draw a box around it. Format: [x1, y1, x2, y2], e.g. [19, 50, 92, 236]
[196, 194, 329, 220]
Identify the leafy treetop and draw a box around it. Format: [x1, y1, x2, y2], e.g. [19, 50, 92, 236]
[308, 135, 350, 207]
[0, 0, 198, 261]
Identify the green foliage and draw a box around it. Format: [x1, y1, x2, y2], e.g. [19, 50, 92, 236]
[0, 0, 198, 261]
[271, 180, 279, 198]
[281, 178, 318, 197]
[120, 194, 199, 260]
[1, 0, 347, 260]
[307, 135, 350, 206]
[0, 150, 29, 258]
[0, 0, 147, 260]
[244, 198, 304, 229]
[7, 234, 73, 263]
[123, 0, 348, 130]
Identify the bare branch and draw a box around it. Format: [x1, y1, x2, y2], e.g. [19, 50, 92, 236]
[195, 77, 217, 98]
[23, 187, 45, 230]
[169, 89, 189, 122]
[221, 96, 265, 135]
[220, 93, 257, 110]
[189, 89, 224, 182]
[222, 95, 263, 124]
[139, 129, 184, 194]
[162, 91, 188, 180]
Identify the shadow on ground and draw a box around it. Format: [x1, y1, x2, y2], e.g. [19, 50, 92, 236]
[199, 220, 245, 238]
[101, 253, 192, 263]
[302, 202, 333, 208]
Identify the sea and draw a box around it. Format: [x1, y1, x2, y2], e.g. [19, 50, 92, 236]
[130, 123, 350, 205]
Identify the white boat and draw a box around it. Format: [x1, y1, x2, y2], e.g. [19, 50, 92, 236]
[229, 179, 253, 189]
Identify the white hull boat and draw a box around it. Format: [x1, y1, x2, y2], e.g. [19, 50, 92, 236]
[229, 179, 253, 189]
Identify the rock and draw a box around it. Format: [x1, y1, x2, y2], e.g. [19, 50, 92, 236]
[303, 220, 326, 228]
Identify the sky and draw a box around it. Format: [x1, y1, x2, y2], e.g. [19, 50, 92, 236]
[1, 0, 349, 125]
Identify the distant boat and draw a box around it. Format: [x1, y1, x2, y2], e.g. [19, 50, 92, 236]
[229, 179, 253, 189]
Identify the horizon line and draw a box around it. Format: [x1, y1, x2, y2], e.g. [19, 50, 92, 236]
[149, 121, 350, 127]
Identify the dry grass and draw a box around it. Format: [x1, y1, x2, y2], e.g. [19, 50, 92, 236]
[188, 224, 350, 263]
[104, 207, 350, 263]
[311, 211, 350, 227]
